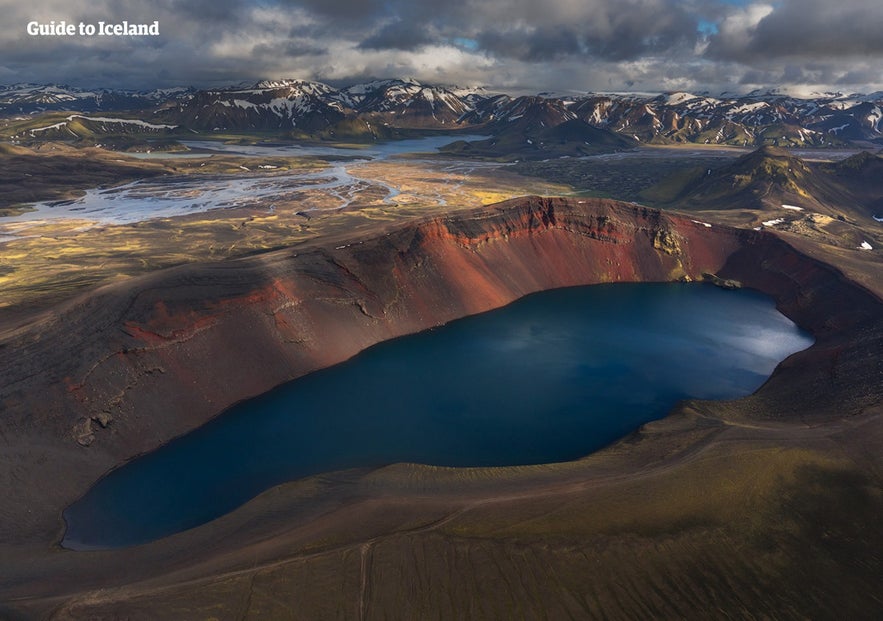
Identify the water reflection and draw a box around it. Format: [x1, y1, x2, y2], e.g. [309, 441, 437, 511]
[63, 283, 812, 549]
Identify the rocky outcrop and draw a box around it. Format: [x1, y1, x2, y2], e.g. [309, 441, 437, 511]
[702, 272, 742, 289]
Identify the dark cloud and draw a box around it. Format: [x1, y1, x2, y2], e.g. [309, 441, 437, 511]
[706, 0, 883, 61]
[359, 0, 700, 61]
[359, 20, 438, 51]
[0, 0, 881, 94]
[247, 40, 325, 58]
[475, 16, 697, 63]
[475, 28, 584, 62]
[836, 67, 883, 87]
[276, 0, 390, 22]
[168, 0, 249, 22]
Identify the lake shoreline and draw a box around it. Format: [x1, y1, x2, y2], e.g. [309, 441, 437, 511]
[0, 197, 880, 618]
[61, 282, 811, 549]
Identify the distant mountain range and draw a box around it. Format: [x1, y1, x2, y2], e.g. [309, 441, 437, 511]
[0, 83, 193, 113]
[3, 79, 882, 149]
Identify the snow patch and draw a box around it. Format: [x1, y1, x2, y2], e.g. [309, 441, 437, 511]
[781, 204, 804, 211]
[858, 241, 873, 250]
[866, 107, 882, 132]
[221, 99, 259, 111]
[762, 218, 786, 227]
[66, 115, 178, 129]
[664, 92, 699, 105]
[29, 121, 67, 133]
[728, 102, 768, 116]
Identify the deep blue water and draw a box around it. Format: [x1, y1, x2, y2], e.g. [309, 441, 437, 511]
[62, 283, 813, 549]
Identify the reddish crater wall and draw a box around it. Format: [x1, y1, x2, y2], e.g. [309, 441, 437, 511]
[1, 198, 740, 447]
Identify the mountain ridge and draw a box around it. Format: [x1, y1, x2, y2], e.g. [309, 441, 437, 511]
[3, 79, 882, 148]
[640, 145, 883, 226]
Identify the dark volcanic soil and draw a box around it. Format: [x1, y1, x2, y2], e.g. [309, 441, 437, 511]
[0, 197, 880, 619]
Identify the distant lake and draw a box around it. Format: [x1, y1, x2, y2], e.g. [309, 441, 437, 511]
[177, 134, 491, 159]
[63, 283, 813, 549]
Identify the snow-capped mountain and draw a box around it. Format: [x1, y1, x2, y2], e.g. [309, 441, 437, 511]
[0, 83, 193, 114]
[153, 80, 352, 132]
[462, 95, 578, 132]
[567, 91, 883, 146]
[3, 79, 882, 148]
[148, 78, 477, 131]
[341, 78, 473, 126]
[21, 114, 178, 140]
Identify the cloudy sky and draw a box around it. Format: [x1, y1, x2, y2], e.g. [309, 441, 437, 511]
[2, 0, 881, 95]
